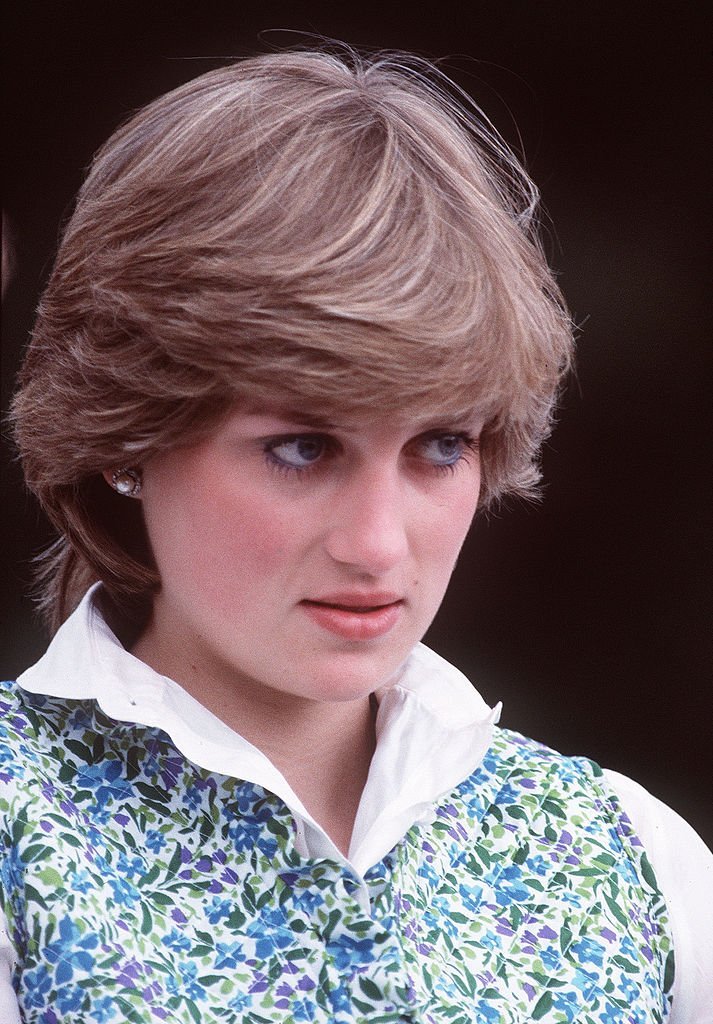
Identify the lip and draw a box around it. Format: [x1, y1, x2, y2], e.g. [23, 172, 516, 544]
[300, 594, 404, 640]
[306, 591, 403, 609]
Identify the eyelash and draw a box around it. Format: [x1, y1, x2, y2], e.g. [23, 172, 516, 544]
[423, 433, 480, 475]
[263, 435, 337, 477]
[262, 432, 479, 478]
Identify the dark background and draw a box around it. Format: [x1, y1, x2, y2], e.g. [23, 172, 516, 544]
[3, 3, 711, 845]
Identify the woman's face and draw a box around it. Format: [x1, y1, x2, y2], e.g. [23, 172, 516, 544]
[134, 404, 481, 707]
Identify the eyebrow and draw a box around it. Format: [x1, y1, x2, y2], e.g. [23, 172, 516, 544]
[240, 404, 481, 434]
[239, 405, 340, 430]
[276, 409, 340, 430]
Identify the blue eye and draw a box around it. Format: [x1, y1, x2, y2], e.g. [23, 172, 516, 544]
[265, 435, 327, 470]
[419, 434, 468, 466]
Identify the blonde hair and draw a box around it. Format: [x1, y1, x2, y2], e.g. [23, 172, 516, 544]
[11, 46, 573, 631]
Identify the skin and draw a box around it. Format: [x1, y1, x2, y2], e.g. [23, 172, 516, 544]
[107, 404, 482, 851]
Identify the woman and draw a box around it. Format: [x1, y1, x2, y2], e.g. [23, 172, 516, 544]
[1, 47, 710, 1023]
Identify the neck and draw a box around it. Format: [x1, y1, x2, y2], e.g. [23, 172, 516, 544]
[256, 694, 378, 856]
[131, 626, 377, 856]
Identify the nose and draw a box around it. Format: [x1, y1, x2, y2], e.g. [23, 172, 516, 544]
[324, 465, 410, 575]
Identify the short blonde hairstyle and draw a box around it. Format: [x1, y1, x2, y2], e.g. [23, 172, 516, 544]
[12, 46, 573, 631]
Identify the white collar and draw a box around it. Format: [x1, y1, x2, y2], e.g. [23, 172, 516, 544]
[18, 584, 501, 879]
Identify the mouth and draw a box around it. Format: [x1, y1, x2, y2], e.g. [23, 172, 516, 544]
[300, 596, 404, 640]
[304, 592, 403, 610]
[304, 600, 401, 613]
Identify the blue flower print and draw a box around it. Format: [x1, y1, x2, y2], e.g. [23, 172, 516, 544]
[67, 706, 92, 730]
[247, 911, 294, 959]
[23, 965, 52, 1008]
[492, 781, 520, 806]
[478, 1005, 503, 1023]
[184, 782, 206, 811]
[552, 988, 581, 1021]
[233, 784, 274, 820]
[229, 992, 252, 1012]
[45, 917, 98, 984]
[473, 927, 501, 952]
[495, 864, 532, 906]
[206, 896, 232, 923]
[254, 834, 279, 860]
[458, 882, 484, 913]
[424, 896, 460, 938]
[75, 759, 131, 805]
[145, 828, 167, 853]
[1, 849, 24, 899]
[292, 997, 318, 1021]
[526, 854, 550, 878]
[618, 932, 640, 962]
[162, 928, 192, 952]
[570, 937, 605, 969]
[540, 945, 561, 971]
[327, 981, 353, 1014]
[619, 973, 641, 1002]
[215, 941, 246, 969]
[69, 868, 95, 894]
[227, 816, 260, 853]
[176, 961, 206, 1001]
[325, 935, 377, 972]
[292, 887, 324, 914]
[89, 994, 117, 1022]
[108, 875, 139, 908]
[57, 984, 86, 1013]
[117, 852, 145, 878]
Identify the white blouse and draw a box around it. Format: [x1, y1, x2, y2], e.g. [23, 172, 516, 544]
[1, 586, 711, 1022]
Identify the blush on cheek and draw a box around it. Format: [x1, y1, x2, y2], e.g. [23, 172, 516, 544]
[191, 494, 297, 595]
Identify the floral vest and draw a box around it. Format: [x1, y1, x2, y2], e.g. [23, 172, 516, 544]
[0, 681, 673, 1024]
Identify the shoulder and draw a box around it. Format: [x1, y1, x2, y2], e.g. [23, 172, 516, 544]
[0, 679, 95, 748]
[603, 769, 713, 1024]
[0, 684, 84, 817]
[473, 724, 610, 792]
[462, 729, 713, 1023]
[411, 727, 675, 1021]
[453, 726, 661, 883]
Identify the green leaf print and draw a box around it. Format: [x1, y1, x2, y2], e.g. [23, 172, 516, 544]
[541, 798, 566, 819]
[559, 923, 573, 953]
[359, 976, 384, 1001]
[36, 866, 64, 887]
[664, 949, 675, 993]
[612, 955, 640, 973]
[65, 738, 94, 762]
[20, 843, 52, 864]
[640, 851, 658, 890]
[604, 891, 629, 926]
[532, 990, 553, 1019]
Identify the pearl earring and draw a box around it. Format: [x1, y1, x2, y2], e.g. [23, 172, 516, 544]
[110, 467, 142, 497]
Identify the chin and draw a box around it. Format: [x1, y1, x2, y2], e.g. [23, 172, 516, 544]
[298, 646, 411, 703]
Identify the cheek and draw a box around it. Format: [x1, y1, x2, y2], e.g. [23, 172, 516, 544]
[421, 477, 479, 577]
[141, 450, 292, 591]
[202, 498, 282, 571]
[153, 484, 308, 609]
[208, 496, 298, 579]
